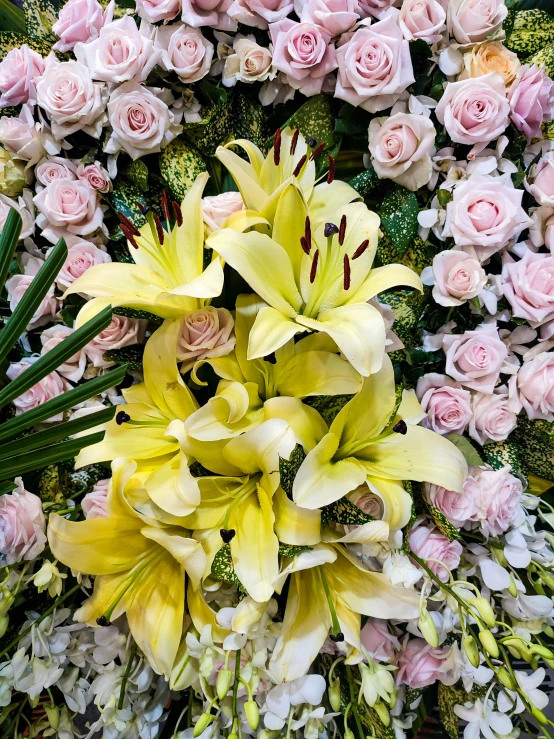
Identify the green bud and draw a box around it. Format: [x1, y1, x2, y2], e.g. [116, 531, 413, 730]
[0, 616, 8, 639]
[193, 713, 213, 737]
[543, 625, 554, 638]
[530, 644, 554, 660]
[508, 578, 518, 598]
[216, 668, 233, 701]
[29, 694, 40, 709]
[538, 571, 554, 591]
[531, 707, 548, 725]
[373, 701, 390, 727]
[507, 645, 521, 659]
[496, 667, 517, 691]
[344, 728, 355, 739]
[244, 700, 259, 731]
[0, 591, 14, 617]
[463, 635, 480, 668]
[328, 677, 341, 712]
[419, 609, 439, 648]
[478, 629, 499, 658]
[228, 734, 238, 739]
[44, 704, 60, 731]
[437, 189, 452, 207]
[468, 597, 496, 628]
[544, 656, 554, 669]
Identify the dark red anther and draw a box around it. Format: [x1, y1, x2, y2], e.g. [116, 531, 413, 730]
[292, 154, 307, 178]
[121, 225, 139, 249]
[352, 239, 369, 260]
[274, 128, 282, 166]
[343, 254, 351, 290]
[304, 216, 311, 250]
[172, 200, 183, 227]
[327, 155, 336, 184]
[136, 201, 150, 215]
[309, 249, 319, 284]
[300, 236, 311, 255]
[310, 142, 326, 161]
[153, 212, 164, 245]
[290, 128, 300, 155]
[338, 214, 347, 246]
[117, 212, 140, 236]
[161, 190, 170, 225]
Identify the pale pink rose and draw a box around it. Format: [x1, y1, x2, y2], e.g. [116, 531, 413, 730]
[75, 16, 160, 84]
[0, 45, 45, 108]
[202, 192, 244, 232]
[409, 524, 463, 582]
[177, 307, 235, 371]
[465, 465, 522, 537]
[229, 0, 293, 29]
[335, 16, 414, 113]
[431, 249, 486, 307]
[155, 24, 214, 83]
[508, 65, 554, 141]
[469, 391, 518, 446]
[424, 480, 478, 529]
[530, 205, 554, 254]
[525, 152, 554, 207]
[360, 618, 400, 662]
[269, 20, 337, 97]
[35, 157, 78, 187]
[82, 478, 110, 519]
[502, 250, 554, 327]
[399, 0, 446, 44]
[0, 479, 46, 565]
[396, 639, 451, 689]
[56, 241, 111, 290]
[105, 81, 182, 160]
[40, 325, 87, 383]
[0, 192, 35, 239]
[6, 360, 68, 422]
[444, 174, 531, 259]
[368, 113, 436, 191]
[36, 59, 107, 140]
[53, 0, 114, 52]
[34, 179, 104, 237]
[0, 105, 48, 165]
[5, 256, 58, 327]
[76, 162, 111, 193]
[85, 314, 147, 368]
[518, 352, 554, 421]
[435, 74, 509, 148]
[137, 0, 181, 23]
[442, 325, 507, 393]
[356, 0, 394, 19]
[181, 0, 236, 32]
[447, 0, 507, 45]
[347, 484, 385, 519]
[294, 0, 359, 36]
[416, 373, 472, 435]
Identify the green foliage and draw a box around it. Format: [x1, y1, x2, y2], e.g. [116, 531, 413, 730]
[511, 416, 554, 481]
[182, 98, 234, 157]
[482, 438, 523, 474]
[423, 499, 462, 541]
[349, 168, 379, 197]
[0, 0, 26, 34]
[211, 544, 243, 589]
[379, 185, 419, 257]
[321, 497, 375, 527]
[303, 394, 351, 426]
[22, 0, 57, 39]
[0, 30, 53, 57]
[159, 137, 207, 201]
[279, 444, 305, 497]
[445, 434, 484, 466]
[505, 9, 554, 57]
[103, 344, 145, 371]
[530, 42, 554, 76]
[437, 683, 466, 739]
[123, 160, 150, 193]
[278, 543, 312, 558]
[109, 180, 147, 231]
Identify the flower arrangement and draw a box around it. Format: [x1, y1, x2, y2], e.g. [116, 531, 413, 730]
[0, 0, 554, 737]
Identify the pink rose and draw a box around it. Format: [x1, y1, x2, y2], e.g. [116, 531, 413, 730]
[347, 484, 385, 518]
[82, 478, 110, 519]
[0, 192, 35, 239]
[202, 191, 244, 232]
[518, 352, 554, 421]
[40, 325, 86, 383]
[530, 205, 554, 254]
[36, 59, 107, 140]
[424, 481, 478, 529]
[356, 0, 394, 19]
[177, 307, 235, 371]
[396, 639, 450, 689]
[34, 179, 104, 237]
[294, 0, 359, 36]
[5, 256, 58, 327]
[0, 479, 46, 565]
[409, 523, 463, 582]
[0, 45, 45, 108]
[399, 0, 446, 44]
[270, 20, 337, 97]
[335, 16, 414, 113]
[56, 241, 111, 290]
[85, 314, 147, 368]
[53, 0, 114, 53]
[181, 0, 236, 32]
[36, 157, 78, 187]
[435, 74, 509, 148]
[464, 465, 522, 537]
[444, 175, 531, 259]
[0, 105, 48, 165]
[447, 0, 507, 45]
[76, 162, 111, 194]
[360, 618, 400, 662]
[105, 81, 182, 160]
[525, 152, 554, 207]
[229, 0, 293, 29]
[136, 0, 181, 23]
[430, 249, 486, 307]
[469, 391, 518, 446]
[416, 373, 472, 435]
[6, 360, 68, 422]
[508, 65, 554, 141]
[368, 113, 436, 191]
[155, 24, 214, 84]
[75, 16, 160, 84]
[502, 250, 554, 327]
[442, 325, 507, 393]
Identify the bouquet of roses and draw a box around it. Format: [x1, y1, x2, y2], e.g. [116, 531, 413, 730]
[0, 0, 554, 736]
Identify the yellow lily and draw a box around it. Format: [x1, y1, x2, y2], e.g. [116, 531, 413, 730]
[293, 354, 468, 527]
[48, 458, 206, 678]
[207, 195, 422, 376]
[192, 293, 362, 399]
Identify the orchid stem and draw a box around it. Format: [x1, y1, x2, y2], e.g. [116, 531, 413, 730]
[118, 641, 138, 710]
[346, 666, 365, 739]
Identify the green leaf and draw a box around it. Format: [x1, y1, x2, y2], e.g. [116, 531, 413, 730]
[303, 394, 352, 426]
[0, 30, 54, 56]
[379, 185, 419, 256]
[211, 543, 243, 589]
[233, 93, 269, 150]
[505, 9, 554, 57]
[278, 444, 305, 497]
[438, 683, 467, 739]
[423, 499, 462, 541]
[159, 137, 206, 201]
[108, 180, 147, 231]
[529, 42, 554, 76]
[349, 168, 379, 197]
[0, 209, 22, 288]
[278, 543, 312, 558]
[22, 0, 57, 38]
[482, 438, 523, 474]
[335, 102, 370, 136]
[511, 416, 554, 481]
[182, 98, 234, 158]
[103, 343, 144, 371]
[445, 434, 484, 467]
[122, 159, 149, 193]
[321, 497, 375, 527]
[0, 480, 17, 495]
[0, 0, 26, 36]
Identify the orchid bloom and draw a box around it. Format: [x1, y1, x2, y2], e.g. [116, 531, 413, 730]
[293, 354, 468, 528]
[192, 293, 362, 399]
[207, 194, 422, 376]
[48, 458, 206, 678]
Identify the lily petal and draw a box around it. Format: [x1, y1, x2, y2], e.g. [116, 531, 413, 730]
[274, 487, 321, 546]
[346, 264, 423, 305]
[366, 478, 414, 530]
[248, 306, 306, 360]
[141, 527, 206, 590]
[144, 451, 201, 518]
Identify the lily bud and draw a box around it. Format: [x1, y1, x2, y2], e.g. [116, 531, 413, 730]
[244, 700, 259, 730]
[216, 668, 233, 701]
[193, 713, 213, 737]
[531, 707, 548, 725]
[496, 667, 517, 691]
[462, 635, 480, 668]
[508, 577, 518, 597]
[373, 701, 390, 727]
[328, 677, 341, 712]
[0, 616, 8, 639]
[478, 629, 499, 658]
[45, 704, 60, 731]
[419, 609, 439, 648]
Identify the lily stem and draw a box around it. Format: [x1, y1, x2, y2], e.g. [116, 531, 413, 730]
[118, 640, 138, 710]
[346, 666, 365, 739]
[232, 648, 242, 739]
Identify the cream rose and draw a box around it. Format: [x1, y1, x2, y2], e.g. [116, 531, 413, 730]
[223, 39, 274, 87]
[447, 0, 507, 45]
[399, 0, 446, 44]
[295, 0, 359, 36]
[430, 249, 486, 307]
[530, 205, 554, 255]
[76, 162, 111, 193]
[136, 0, 180, 23]
[517, 352, 554, 422]
[229, 0, 293, 29]
[5, 255, 58, 327]
[155, 24, 214, 83]
[0, 105, 50, 165]
[34, 179, 104, 236]
[181, 0, 236, 31]
[177, 307, 236, 371]
[52, 0, 114, 52]
[0, 192, 35, 239]
[460, 42, 520, 88]
[0, 480, 46, 565]
[202, 191, 244, 231]
[85, 314, 147, 367]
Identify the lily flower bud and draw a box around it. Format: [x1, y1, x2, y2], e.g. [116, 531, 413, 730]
[244, 700, 259, 730]
[478, 629, 499, 658]
[216, 668, 233, 701]
[193, 713, 214, 737]
[462, 635, 480, 668]
[328, 677, 341, 712]
[419, 609, 439, 648]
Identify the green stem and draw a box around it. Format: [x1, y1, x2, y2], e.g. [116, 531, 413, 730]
[118, 641, 138, 710]
[320, 569, 342, 636]
[232, 648, 241, 738]
[346, 666, 365, 739]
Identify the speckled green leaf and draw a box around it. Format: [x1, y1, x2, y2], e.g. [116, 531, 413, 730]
[438, 683, 465, 739]
[123, 159, 149, 193]
[233, 93, 269, 150]
[379, 185, 419, 256]
[211, 543, 243, 588]
[482, 438, 523, 474]
[303, 394, 352, 426]
[445, 434, 484, 467]
[386, 380, 406, 427]
[379, 286, 428, 350]
[70, 463, 111, 494]
[113, 306, 161, 322]
[278, 543, 312, 558]
[109, 239, 135, 264]
[22, 0, 57, 38]
[279, 444, 305, 497]
[543, 120, 554, 141]
[159, 137, 206, 201]
[38, 464, 67, 504]
[423, 499, 462, 541]
[511, 417, 554, 481]
[529, 43, 554, 77]
[349, 168, 379, 197]
[321, 496, 375, 527]
[0, 30, 53, 56]
[505, 10, 554, 58]
[103, 344, 144, 371]
[108, 181, 147, 231]
[182, 99, 234, 157]
[377, 231, 436, 275]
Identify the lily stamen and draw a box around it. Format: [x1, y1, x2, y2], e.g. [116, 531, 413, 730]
[290, 128, 300, 155]
[300, 236, 311, 255]
[274, 128, 282, 166]
[161, 190, 171, 225]
[292, 154, 307, 178]
[352, 239, 369, 260]
[305, 216, 311, 249]
[339, 214, 347, 246]
[310, 142, 326, 160]
[343, 254, 351, 291]
[310, 249, 319, 284]
[327, 155, 336, 184]
[153, 212, 165, 245]
[172, 200, 183, 227]
[118, 212, 140, 237]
